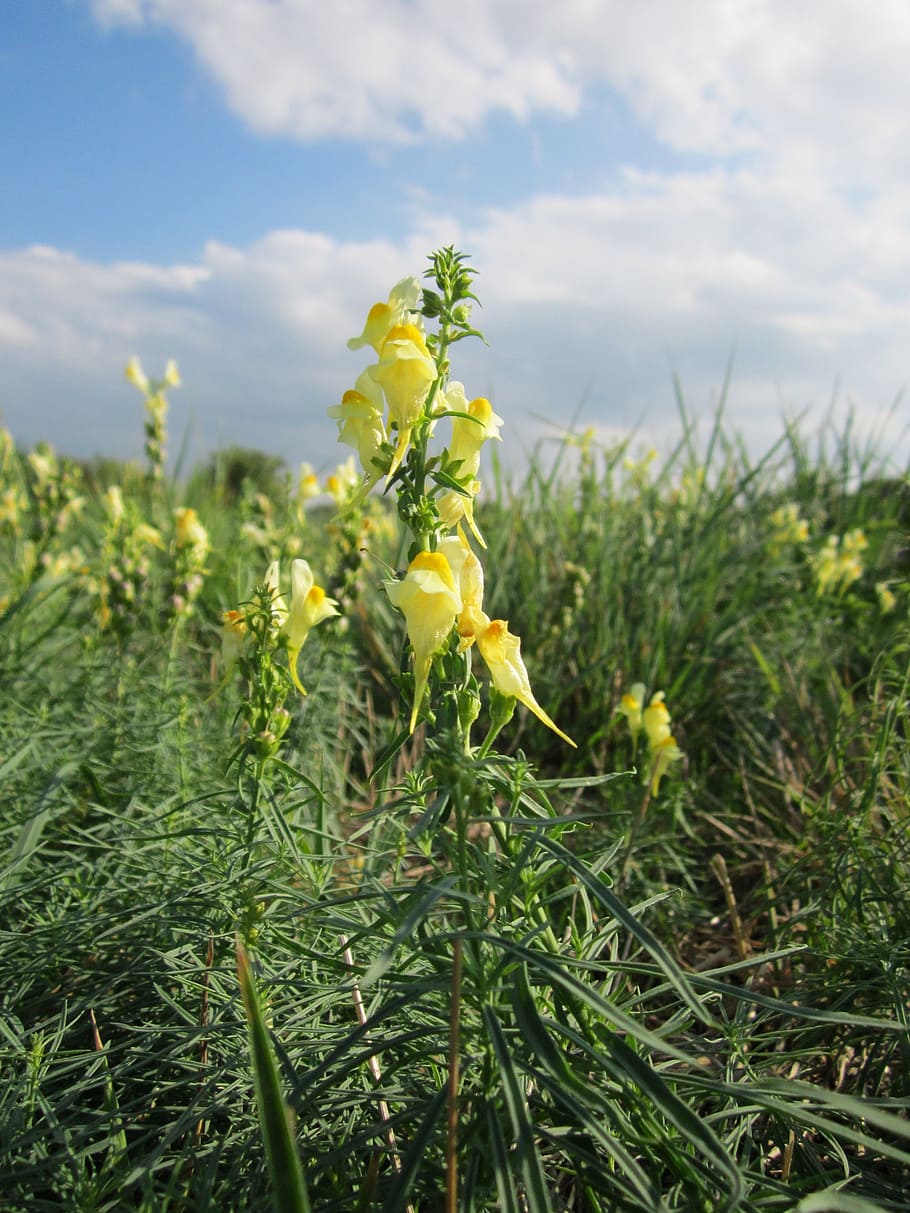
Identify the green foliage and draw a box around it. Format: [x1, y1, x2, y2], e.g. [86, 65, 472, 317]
[1, 365, 909, 1210]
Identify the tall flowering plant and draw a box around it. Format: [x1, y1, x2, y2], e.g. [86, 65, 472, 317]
[125, 357, 180, 484]
[319, 250, 588, 1205]
[331, 247, 573, 756]
[227, 250, 737, 1213]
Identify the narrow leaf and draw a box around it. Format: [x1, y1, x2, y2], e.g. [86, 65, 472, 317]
[237, 941, 311, 1213]
[483, 1006, 554, 1213]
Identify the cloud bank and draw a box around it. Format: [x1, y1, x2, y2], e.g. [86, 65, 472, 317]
[88, 0, 910, 190]
[2, 2, 907, 471]
[3, 168, 907, 471]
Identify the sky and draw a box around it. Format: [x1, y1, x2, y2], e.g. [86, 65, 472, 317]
[2, 0, 910, 478]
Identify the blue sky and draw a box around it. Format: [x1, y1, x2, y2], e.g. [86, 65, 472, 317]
[2, 0, 909, 475]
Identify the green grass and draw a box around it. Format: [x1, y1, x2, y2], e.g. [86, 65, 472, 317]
[1, 411, 908, 1210]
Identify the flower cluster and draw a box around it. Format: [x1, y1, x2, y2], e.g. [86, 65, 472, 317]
[91, 505, 164, 635]
[171, 507, 210, 618]
[622, 446, 658, 494]
[876, 581, 897, 614]
[769, 503, 810, 550]
[18, 443, 86, 555]
[125, 357, 181, 481]
[385, 534, 575, 744]
[223, 558, 339, 698]
[812, 528, 867, 595]
[619, 683, 684, 796]
[333, 250, 571, 749]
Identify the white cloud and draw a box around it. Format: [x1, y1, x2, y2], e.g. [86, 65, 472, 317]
[90, 0, 581, 141]
[3, 153, 909, 472]
[0, 310, 38, 348]
[87, 0, 910, 197]
[9, 2, 899, 471]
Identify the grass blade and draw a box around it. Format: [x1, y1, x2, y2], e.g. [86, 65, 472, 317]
[236, 941, 312, 1213]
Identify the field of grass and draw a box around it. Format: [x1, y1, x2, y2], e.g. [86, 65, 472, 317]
[1, 270, 909, 1210]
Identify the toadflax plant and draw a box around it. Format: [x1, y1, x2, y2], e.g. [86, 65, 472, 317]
[235, 250, 731, 1211]
[333, 246, 574, 758]
[227, 250, 910, 1212]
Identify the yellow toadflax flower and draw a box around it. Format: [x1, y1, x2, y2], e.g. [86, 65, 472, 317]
[650, 734, 683, 796]
[280, 558, 339, 694]
[437, 386, 504, 545]
[876, 581, 897, 614]
[264, 560, 288, 628]
[0, 487, 25, 530]
[125, 356, 150, 395]
[328, 370, 388, 485]
[133, 522, 165, 549]
[221, 609, 248, 675]
[174, 507, 210, 564]
[384, 551, 462, 733]
[440, 531, 488, 652]
[348, 277, 422, 353]
[368, 323, 437, 477]
[643, 690, 684, 796]
[437, 529, 574, 746]
[26, 449, 56, 491]
[126, 356, 181, 394]
[620, 684, 684, 795]
[643, 691, 671, 751]
[813, 529, 867, 595]
[103, 485, 125, 526]
[324, 455, 361, 507]
[618, 682, 646, 746]
[769, 503, 810, 548]
[476, 619, 576, 747]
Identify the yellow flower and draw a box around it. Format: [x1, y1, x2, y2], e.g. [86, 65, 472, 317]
[347, 276, 421, 353]
[621, 689, 685, 797]
[328, 370, 388, 484]
[842, 528, 868, 556]
[643, 691, 671, 751]
[56, 496, 87, 532]
[133, 523, 165, 549]
[368, 323, 437, 477]
[618, 682, 646, 743]
[384, 551, 462, 733]
[26, 449, 56, 490]
[297, 462, 321, 500]
[650, 734, 683, 796]
[876, 581, 897, 614]
[126, 356, 180, 394]
[43, 546, 86, 578]
[769, 503, 810, 547]
[221, 609, 247, 674]
[324, 455, 360, 506]
[838, 554, 864, 591]
[437, 388, 504, 545]
[125, 356, 150, 395]
[813, 530, 866, 595]
[0, 487, 24, 529]
[476, 619, 576, 747]
[436, 531, 573, 745]
[445, 383, 504, 456]
[103, 485, 125, 525]
[280, 558, 339, 694]
[241, 522, 271, 547]
[438, 530, 488, 651]
[174, 507, 210, 563]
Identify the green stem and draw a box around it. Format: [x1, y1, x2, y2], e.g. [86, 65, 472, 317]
[241, 754, 266, 873]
